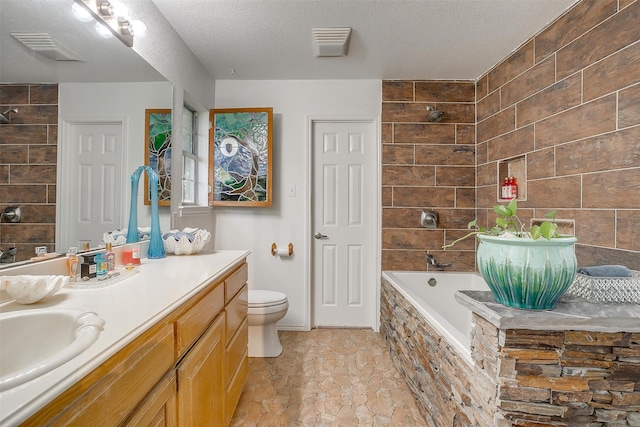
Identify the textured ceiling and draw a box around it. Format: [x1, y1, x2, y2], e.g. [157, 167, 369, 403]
[152, 0, 578, 81]
[0, 0, 579, 84]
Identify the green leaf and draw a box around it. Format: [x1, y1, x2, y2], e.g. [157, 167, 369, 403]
[507, 198, 518, 215]
[496, 218, 507, 228]
[494, 205, 512, 216]
[530, 224, 541, 239]
[467, 219, 479, 229]
[540, 221, 558, 240]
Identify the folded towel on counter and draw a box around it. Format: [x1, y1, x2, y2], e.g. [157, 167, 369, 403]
[576, 265, 632, 277]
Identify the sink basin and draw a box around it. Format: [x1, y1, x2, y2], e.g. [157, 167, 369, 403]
[0, 308, 105, 391]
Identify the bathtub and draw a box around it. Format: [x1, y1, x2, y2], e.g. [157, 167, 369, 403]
[381, 271, 489, 364]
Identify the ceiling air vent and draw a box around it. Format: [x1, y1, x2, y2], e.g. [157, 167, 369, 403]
[312, 27, 352, 57]
[11, 32, 85, 61]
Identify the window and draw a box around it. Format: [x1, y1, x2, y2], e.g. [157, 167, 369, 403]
[182, 105, 197, 204]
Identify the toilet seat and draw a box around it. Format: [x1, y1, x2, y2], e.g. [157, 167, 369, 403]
[248, 290, 287, 308]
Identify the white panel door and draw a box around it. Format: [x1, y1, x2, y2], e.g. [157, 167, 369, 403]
[312, 120, 375, 327]
[59, 123, 123, 250]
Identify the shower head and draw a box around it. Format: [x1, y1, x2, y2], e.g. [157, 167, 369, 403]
[0, 108, 18, 124]
[426, 106, 444, 122]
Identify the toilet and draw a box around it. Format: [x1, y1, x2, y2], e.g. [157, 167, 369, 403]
[247, 290, 289, 357]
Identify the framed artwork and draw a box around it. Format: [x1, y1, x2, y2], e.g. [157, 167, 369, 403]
[209, 107, 273, 207]
[144, 109, 172, 206]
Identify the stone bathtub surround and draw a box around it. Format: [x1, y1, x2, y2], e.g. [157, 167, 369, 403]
[381, 278, 640, 427]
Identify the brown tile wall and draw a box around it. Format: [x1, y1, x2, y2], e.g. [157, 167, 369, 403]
[381, 80, 476, 271]
[383, 0, 640, 272]
[477, 0, 640, 271]
[0, 84, 58, 262]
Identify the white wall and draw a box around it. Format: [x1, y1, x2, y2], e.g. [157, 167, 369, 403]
[214, 79, 381, 329]
[127, 0, 215, 110]
[58, 81, 174, 244]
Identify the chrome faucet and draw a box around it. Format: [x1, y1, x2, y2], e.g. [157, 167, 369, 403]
[424, 253, 451, 271]
[0, 206, 21, 223]
[420, 210, 438, 229]
[0, 247, 17, 263]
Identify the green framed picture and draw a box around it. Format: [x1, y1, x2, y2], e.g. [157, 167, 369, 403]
[144, 109, 171, 206]
[209, 107, 273, 207]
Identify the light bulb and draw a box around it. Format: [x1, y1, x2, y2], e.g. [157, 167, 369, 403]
[95, 22, 113, 39]
[129, 20, 147, 37]
[71, 3, 93, 22]
[110, 1, 129, 21]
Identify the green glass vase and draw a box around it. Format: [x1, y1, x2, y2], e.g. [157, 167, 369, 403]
[477, 234, 577, 310]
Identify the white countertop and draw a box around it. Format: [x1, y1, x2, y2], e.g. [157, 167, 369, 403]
[0, 249, 249, 426]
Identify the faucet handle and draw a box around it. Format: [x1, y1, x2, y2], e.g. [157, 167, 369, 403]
[420, 210, 438, 229]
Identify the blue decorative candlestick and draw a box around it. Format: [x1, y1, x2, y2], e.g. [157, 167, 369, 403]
[126, 166, 166, 259]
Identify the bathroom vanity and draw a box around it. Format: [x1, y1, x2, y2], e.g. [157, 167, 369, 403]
[0, 250, 249, 426]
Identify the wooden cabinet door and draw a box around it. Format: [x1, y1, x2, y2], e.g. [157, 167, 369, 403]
[123, 372, 177, 427]
[176, 313, 225, 426]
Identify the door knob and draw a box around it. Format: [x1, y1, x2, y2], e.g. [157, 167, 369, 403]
[314, 232, 328, 239]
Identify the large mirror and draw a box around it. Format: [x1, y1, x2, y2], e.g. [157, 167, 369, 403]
[0, 0, 173, 265]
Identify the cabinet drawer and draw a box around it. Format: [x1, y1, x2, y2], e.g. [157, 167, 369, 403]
[225, 262, 248, 303]
[225, 316, 248, 385]
[226, 348, 248, 424]
[175, 281, 224, 359]
[225, 285, 247, 345]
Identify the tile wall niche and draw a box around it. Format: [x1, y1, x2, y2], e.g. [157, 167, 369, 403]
[0, 84, 58, 262]
[477, 0, 640, 271]
[382, 0, 640, 272]
[381, 80, 476, 271]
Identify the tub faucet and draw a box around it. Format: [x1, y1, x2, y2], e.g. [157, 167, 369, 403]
[424, 253, 451, 271]
[0, 247, 17, 263]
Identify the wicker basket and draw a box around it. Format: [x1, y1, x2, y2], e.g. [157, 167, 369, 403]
[567, 270, 640, 304]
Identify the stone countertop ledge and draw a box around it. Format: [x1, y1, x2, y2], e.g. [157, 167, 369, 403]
[455, 291, 640, 333]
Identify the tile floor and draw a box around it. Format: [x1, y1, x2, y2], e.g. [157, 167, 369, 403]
[230, 329, 428, 426]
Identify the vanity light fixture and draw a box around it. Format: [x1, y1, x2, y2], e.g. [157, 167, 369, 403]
[71, 2, 93, 22]
[72, 0, 147, 48]
[95, 22, 113, 39]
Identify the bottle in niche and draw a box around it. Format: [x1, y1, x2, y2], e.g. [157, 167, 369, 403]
[105, 243, 116, 272]
[509, 177, 519, 199]
[501, 177, 510, 199]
